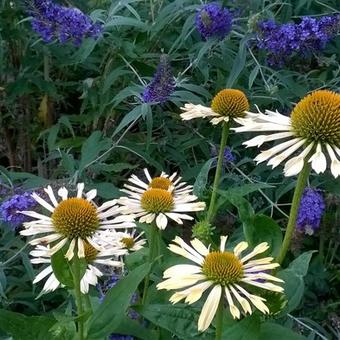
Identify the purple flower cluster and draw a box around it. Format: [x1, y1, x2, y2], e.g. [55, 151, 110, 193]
[195, 3, 232, 40]
[211, 145, 236, 167]
[26, 0, 102, 45]
[142, 55, 175, 104]
[0, 192, 37, 229]
[296, 188, 325, 235]
[257, 14, 340, 66]
[98, 274, 138, 339]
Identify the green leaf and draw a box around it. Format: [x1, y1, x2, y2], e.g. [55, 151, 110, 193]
[0, 310, 56, 340]
[260, 322, 306, 340]
[248, 215, 282, 257]
[87, 263, 150, 339]
[78, 131, 111, 173]
[193, 159, 215, 197]
[222, 314, 260, 339]
[135, 304, 213, 339]
[51, 250, 73, 288]
[277, 252, 314, 314]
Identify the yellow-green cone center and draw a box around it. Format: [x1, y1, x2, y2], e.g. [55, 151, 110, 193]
[121, 237, 135, 249]
[291, 90, 340, 146]
[202, 251, 243, 285]
[149, 177, 172, 190]
[84, 241, 98, 263]
[141, 188, 174, 213]
[52, 197, 99, 239]
[211, 89, 249, 118]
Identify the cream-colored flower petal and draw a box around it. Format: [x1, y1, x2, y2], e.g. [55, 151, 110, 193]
[243, 132, 295, 147]
[163, 264, 202, 278]
[44, 185, 59, 207]
[219, 236, 228, 252]
[144, 168, 152, 182]
[165, 212, 193, 223]
[77, 183, 85, 198]
[19, 210, 52, 221]
[240, 242, 269, 263]
[31, 193, 55, 213]
[184, 281, 213, 304]
[229, 285, 252, 314]
[198, 285, 222, 332]
[157, 274, 206, 290]
[244, 263, 280, 272]
[234, 284, 269, 314]
[210, 116, 225, 125]
[77, 238, 85, 258]
[29, 233, 62, 245]
[233, 241, 248, 257]
[156, 213, 168, 230]
[180, 104, 217, 121]
[58, 187, 68, 200]
[65, 239, 76, 260]
[243, 257, 274, 268]
[33, 265, 53, 284]
[326, 144, 340, 178]
[43, 273, 60, 292]
[225, 286, 241, 319]
[48, 238, 68, 256]
[283, 142, 314, 176]
[190, 239, 209, 256]
[173, 237, 205, 262]
[242, 278, 284, 292]
[254, 138, 302, 164]
[308, 143, 327, 174]
[267, 139, 306, 168]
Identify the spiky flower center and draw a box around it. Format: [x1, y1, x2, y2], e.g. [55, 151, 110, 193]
[202, 251, 243, 285]
[141, 188, 174, 213]
[84, 241, 98, 263]
[149, 177, 172, 190]
[52, 198, 99, 239]
[121, 237, 135, 249]
[211, 89, 249, 118]
[291, 90, 340, 145]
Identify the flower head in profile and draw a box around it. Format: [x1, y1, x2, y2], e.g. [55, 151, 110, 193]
[233, 90, 340, 177]
[30, 237, 126, 293]
[20, 183, 135, 260]
[118, 170, 205, 230]
[157, 236, 283, 332]
[142, 55, 175, 104]
[181, 89, 249, 125]
[195, 3, 232, 40]
[26, 0, 102, 45]
[297, 188, 325, 235]
[121, 168, 193, 198]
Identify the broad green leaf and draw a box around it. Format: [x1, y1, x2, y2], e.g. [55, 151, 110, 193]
[0, 310, 56, 340]
[87, 263, 150, 339]
[222, 314, 260, 339]
[135, 304, 213, 339]
[287, 251, 315, 277]
[260, 322, 306, 340]
[193, 159, 215, 197]
[78, 131, 111, 173]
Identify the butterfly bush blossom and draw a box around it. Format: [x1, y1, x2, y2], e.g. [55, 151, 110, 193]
[257, 14, 340, 66]
[195, 3, 232, 40]
[211, 145, 236, 167]
[26, 0, 102, 45]
[0, 192, 37, 229]
[296, 188, 325, 235]
[142, 55, 175, 104]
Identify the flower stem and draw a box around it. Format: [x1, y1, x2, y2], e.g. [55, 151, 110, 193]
[72, 254, 85, 340]
[276, 161, 311, 265]
[207, 122, 230, 223]
[215, 298, 224, 340]
[141, 223, 158, 305]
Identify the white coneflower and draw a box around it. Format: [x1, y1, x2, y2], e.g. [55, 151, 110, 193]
[180, 89, 249, 125]
[157, 236, 284, 332]
[20, 183, 135, 260]
[30, 240, 126, 294]
[121, 168, 193, 197]
[118, 187, 206, 230]
[233, 90, 340, 177]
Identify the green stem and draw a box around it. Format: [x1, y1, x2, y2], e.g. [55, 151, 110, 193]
[72, 254, 85, 340]
[276, 161, 311, 265]
[207, 122, 230, 223]
[215, 298, 224, 340]
[141, 223, 158, 305]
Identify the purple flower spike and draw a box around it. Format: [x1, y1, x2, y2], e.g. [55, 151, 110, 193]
[195, 3, 232, 40]
[142, 55, 175, 104]
[296, 188, 325, 235]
